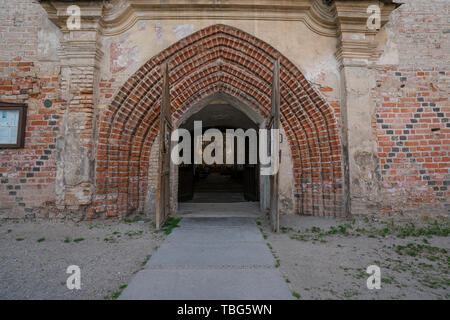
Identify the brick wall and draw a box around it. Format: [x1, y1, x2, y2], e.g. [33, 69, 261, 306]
[0, 0, 62, 218]
[373, 0, 449, 215]
[1, 0, 447, 219]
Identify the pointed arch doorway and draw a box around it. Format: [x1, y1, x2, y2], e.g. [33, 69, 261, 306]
[94, 24, 344, 230]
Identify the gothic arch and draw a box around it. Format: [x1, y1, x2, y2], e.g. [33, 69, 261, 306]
[94, 24, 343, 217]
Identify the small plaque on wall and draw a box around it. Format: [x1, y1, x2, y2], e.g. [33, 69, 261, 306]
[0, 102, 27, 148]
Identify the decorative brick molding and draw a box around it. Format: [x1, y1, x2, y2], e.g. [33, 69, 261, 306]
[94, 24, 344, 218]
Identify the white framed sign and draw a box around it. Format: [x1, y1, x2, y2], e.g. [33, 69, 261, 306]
[0, 102, 27, 148]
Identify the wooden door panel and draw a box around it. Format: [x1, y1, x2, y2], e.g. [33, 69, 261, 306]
[269, 59, 280, 232]
[155, 63, 173, 230]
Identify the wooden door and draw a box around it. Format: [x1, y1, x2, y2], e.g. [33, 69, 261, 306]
[155, 63, 173, 230]
[268, 59, 280, 232]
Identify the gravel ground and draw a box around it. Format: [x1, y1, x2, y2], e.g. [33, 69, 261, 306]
[259, 214, 449, 300]
[0, 218, 165, 300]
[1, 213, 448, 300]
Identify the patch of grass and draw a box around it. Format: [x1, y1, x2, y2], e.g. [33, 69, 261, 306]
[123, 216, 142, 223]
[327, 226, 338, 235]
[7, 229, 12, 233]
[418, 262, 433, 269]
[395, 221, 449, 238]
[141, 255, 151, 266]
[16, 238, 24, 241]
[343, 288, 360, 298]
[338, 225, 350, 236]
[419, 274, 450, 289]
[290, 234, 309, 242]
[275, 259, 280, 268]
[280, 226, 293, 233]
[109, 284, 128, 300]
[354, 269, 367, 280]
[63, 237, 71, 243]
[329, 288, 338, 296]
[382, 275, 396, 285]
[104, 236, 116, 243]
[264, 240, 280, 268]
[125, 230, 144, 237]
[348, 219, 449, 239]
[311, 226, 321, 233]
[324, 225, 351, 236]
[394, 243, 447, 261]
[37, 237, 45, 243]
[161, 217, 181, 235]
[292, 291, 301, 299]
[73, 238, 84, 243]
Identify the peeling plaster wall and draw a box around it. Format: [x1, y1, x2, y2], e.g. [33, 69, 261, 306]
[97, 19, 341, 110]
[279, 127, 295, 215]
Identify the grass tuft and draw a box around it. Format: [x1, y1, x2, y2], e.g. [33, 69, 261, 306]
[161, 217, 181, 235]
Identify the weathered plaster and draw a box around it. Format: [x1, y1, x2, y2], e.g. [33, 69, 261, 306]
[278, 127, 295, 214]
[99, 19, 340, 108]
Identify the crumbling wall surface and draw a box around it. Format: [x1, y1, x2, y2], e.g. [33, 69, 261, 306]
[372, 0, 449, 216]
[0, 0, 63, 218]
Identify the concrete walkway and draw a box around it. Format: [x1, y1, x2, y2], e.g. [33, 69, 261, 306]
[176, 202, 261, 218]
[119, 216, 293, 300]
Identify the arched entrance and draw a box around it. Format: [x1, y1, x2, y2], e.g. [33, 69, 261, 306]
[94, 24, 343, 219]
[175, 92, 266, 210]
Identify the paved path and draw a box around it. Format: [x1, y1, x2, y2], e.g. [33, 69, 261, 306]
[119, 217, 293, 300]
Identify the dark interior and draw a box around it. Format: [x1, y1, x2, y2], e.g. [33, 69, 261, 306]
[177, 103, 259, 203]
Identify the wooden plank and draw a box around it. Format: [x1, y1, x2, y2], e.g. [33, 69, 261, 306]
[269, 58, 280, 232]
[155, 63, 173, 230]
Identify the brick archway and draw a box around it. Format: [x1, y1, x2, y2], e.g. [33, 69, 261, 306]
[94, 24, 343, 218]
